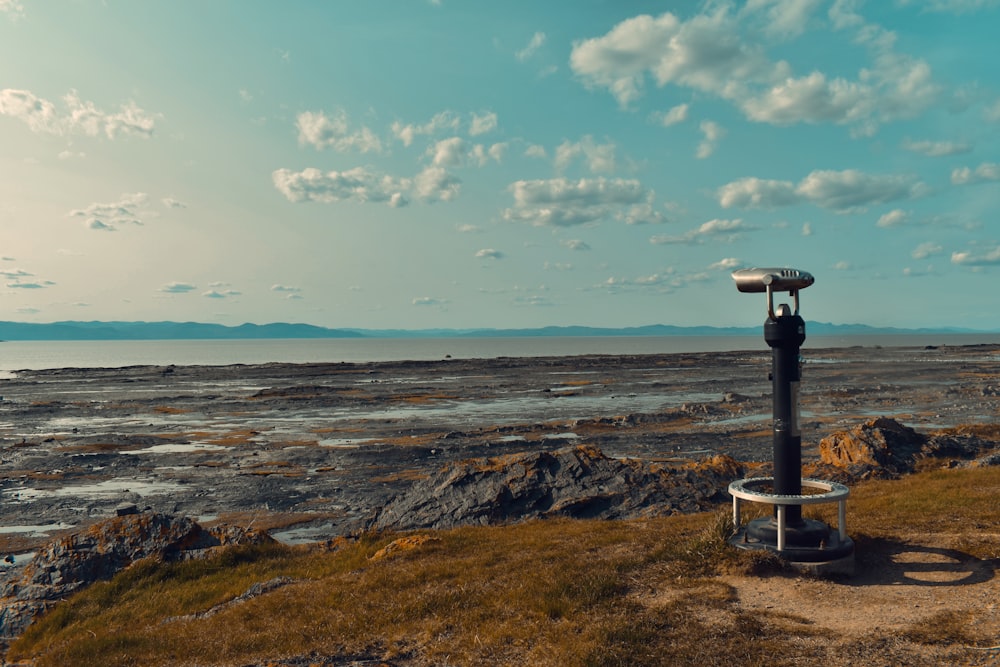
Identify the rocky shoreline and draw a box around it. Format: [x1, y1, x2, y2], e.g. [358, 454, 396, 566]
[1, 344, 999, 647]
[2, 345, 999, 546]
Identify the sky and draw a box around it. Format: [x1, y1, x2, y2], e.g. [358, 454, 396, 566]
[1, 0, 1000, 332]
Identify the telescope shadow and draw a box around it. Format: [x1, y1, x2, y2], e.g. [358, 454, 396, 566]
[844, 536, 997, 588]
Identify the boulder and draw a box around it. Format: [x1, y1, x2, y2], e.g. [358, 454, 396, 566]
[818, 417, 926, 476]
[819, 417, 993, 478]
[372, 445, 742, 532]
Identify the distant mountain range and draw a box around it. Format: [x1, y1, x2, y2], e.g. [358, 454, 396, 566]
[0, 320, 990, 341]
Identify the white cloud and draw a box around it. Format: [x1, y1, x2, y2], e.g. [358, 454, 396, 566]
[488, 142, 508, 162]
[744, 0, 822, 37]
[296, 110, 383, 153]
[554, 135, 617, 173]
[709, 257, 742, 270]
[429, 137, 468, 167]
[902, 139, 971, 157]
[391, 111, 460, 147]
[456, 224, 480, 233]
[832, 260, 852, 270]
[272, 167, 413, 206]
[912, 242, 943, 259]
[69, 192, 148, 231]
[162, 197, 187, 209]
[524, 144, 547, 159]
[696, 120, 725, 158]
[653, 103, 689, 126]
[504, 177, 648, 227]
[413, 166, 461, 202]
[717, 177, 801, 209]
[271, 284, 302, 293]
[984, 99, 1000, 122]
[951, 162, 1000, 185]
[802, 222, 813, 236]
[719, 169, 925, 212]
[569, 7, 939, 134]
[0, 1, 24, 19]
[475, 248, 504, 259]
[650, 218, 757, 245]
[561, 239, 591, 251]
[469, 111, 498, 136]
[952, 247, 1000, 266]
[616, 199, 666, 225]
[413, 296, 449, 306]
[0, 89, 156, 139]
[160, 282, 196, 294]
[896, 0, 1000, 12]
[876, 209, 909, 227]
[516, 31, 546, 62]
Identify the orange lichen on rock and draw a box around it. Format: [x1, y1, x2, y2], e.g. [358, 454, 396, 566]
[368, 535, 441, 561]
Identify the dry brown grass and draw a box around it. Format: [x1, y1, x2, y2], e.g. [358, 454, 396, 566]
[6, 466, 1000, 667]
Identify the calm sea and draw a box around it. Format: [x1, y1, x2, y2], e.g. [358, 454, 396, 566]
[1, 334, 999, 371]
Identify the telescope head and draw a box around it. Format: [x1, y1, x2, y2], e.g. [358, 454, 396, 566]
[732, 267, 814, 320]
[732, 267, 814, 294]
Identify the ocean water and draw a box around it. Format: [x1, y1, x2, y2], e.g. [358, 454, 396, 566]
[0, 333, 998, 371]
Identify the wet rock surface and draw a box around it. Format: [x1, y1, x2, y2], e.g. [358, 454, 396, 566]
[0, 345, 998, 549]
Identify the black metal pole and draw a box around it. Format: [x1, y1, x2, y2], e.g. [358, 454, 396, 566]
[764, 309, 805, 527]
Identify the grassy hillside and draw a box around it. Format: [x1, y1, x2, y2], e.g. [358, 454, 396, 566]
[7, 466, 1000, 667]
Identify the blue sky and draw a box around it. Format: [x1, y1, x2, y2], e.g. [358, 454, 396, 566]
[1, 0, 999, 331]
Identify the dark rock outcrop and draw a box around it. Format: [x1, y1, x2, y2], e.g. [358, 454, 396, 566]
[0, 512, 272, 644]
[818, 417, 989, 478]
[372, 445, 742, 531]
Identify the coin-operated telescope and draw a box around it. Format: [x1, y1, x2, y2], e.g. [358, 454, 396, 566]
[727, 267, 854, 575]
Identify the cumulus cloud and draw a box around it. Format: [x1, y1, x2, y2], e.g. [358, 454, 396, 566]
[160, 282, 196, 294]
[696, 120, 725, 158]
[504, 177, 648, 227]
[951, 162, 1000, 185]
[952, 247, 1000, 266]
[296, 110, 383, 153]
[469, 111, 498, 136]
[554, 136, 617, 173]
[69, 192, 148, 231]
[561, 239, 591, 251]
[650, 218, 757, 245]
[391, 111, 460, 147]
[569, 6, 938, 134]
[912, 242, 943, 259]
[744, 0, 822, 37]
[475, 248, 504, 259]
[516, 31, 546, 62]
[413, 166, 461, 202]
[0, 89, 155, 138]
[709, 257, 742, 270]
[877, 209, 909, 227]
[272, 167, 418, 206]
[524, 144, 547, 159]
[718, 169, 925, 212]
[902, 139, 971, 157]
[653, 103, 689, 126]
[0, 0, 24, 18]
